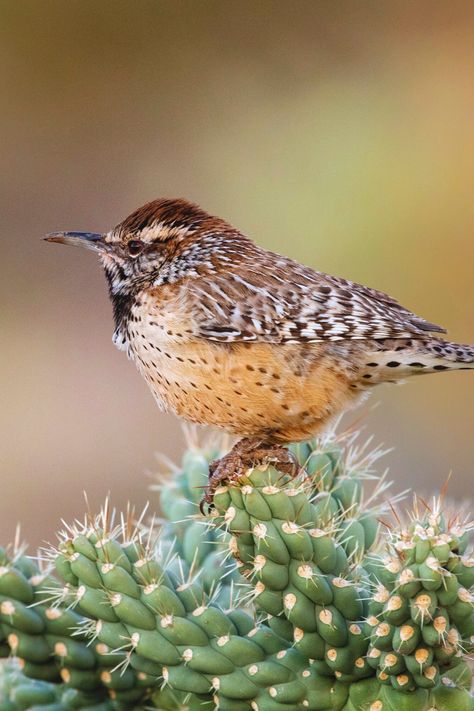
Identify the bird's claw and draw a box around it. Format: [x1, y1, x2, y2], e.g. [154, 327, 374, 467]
[199, 443, 300, 514]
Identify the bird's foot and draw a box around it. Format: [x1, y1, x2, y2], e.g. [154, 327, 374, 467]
[199, 440, 300, 514]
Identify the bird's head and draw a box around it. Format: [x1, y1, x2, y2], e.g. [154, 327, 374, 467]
[45, 198, 235, 297]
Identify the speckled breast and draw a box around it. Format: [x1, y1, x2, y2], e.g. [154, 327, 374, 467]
[124, 293, 357, 441]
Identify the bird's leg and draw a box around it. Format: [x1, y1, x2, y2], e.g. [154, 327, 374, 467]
[200, 438, 300, 513]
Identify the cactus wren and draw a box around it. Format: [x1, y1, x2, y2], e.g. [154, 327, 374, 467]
[46, 198, 474, 505]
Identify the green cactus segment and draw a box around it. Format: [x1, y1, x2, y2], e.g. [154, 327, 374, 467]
[157, 444, 242, 608]
[0, 546, 150, 707]
[289, 439, 384, 557]
[49, 516, 352, 710]
[0, 660, 121, 711]
[338, 674, 474, 710]
[213, 466, 372, 682]
[364, 502, 474, 698]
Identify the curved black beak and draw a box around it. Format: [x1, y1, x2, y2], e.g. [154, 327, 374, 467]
[44, 231, 106, 252]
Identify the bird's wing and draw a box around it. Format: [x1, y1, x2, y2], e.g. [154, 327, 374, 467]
[185, 251, 446, 344]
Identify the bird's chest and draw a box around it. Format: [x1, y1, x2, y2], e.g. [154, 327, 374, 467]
[120, 299, 182, 388]
[117, 295, 219, 417]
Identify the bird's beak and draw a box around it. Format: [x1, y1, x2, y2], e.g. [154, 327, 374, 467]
[44, 231, 107, 253]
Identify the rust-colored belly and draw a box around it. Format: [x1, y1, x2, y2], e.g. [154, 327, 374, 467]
[131, 332, 356, 442]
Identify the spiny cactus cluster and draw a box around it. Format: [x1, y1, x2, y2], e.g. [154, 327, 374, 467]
[212, 465, 372, 681]
[363, 501, 474, 692]
[0, 430, 472, 711]
[0, 540, 151, 709]
[0, 659, 119, 711]
[154, 437, 241, 609]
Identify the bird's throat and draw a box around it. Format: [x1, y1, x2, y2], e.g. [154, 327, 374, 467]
[110, 289, 135, 336]
[103, 262, 138, 349]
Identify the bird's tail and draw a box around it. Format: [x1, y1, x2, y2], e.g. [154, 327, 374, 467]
[423, 338, 474, 370]
[360, 337, 474, 384]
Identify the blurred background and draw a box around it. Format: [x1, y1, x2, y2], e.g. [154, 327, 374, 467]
[1, 1, 473, 546]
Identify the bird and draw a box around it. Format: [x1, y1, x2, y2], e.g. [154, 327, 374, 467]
[46, 198, 474, 507]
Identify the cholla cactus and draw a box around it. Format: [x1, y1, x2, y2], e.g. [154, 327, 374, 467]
[153, 433, 242, 608]
[0, 541, 149, 708]
[0, 431, 472, 711]
[0, 659, 119, 711]
[364, 498, 473, 693]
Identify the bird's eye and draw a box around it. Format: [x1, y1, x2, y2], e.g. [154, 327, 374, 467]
[127, 240, 144, 257]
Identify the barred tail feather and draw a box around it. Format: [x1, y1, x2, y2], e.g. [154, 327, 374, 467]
[426, 338, 474, 369]
[360, 337, 474, 384]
